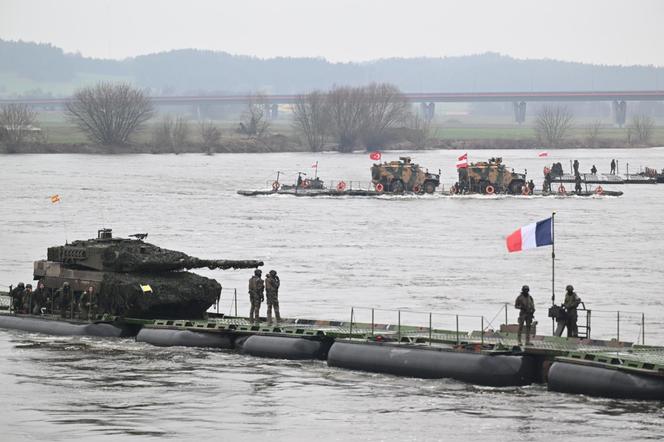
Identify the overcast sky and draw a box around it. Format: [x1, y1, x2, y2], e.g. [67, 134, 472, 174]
[2, 0, 663, 66]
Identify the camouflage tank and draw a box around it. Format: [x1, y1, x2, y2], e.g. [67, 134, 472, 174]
[458, 157, 526, 194]
[371, 157, 441, 193]
[32, 229, 263, 319]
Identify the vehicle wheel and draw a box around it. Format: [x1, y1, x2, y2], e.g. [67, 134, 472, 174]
[390, 180, 405, 193]
[424, 181, 436, 194]
[509, 180, 524, 195]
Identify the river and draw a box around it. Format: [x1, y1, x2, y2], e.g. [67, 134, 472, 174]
[0, 149, 663, 440]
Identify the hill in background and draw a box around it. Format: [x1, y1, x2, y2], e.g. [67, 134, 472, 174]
[1, 39, 664, 98]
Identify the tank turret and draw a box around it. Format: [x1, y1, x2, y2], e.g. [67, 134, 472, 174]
[33, 229, 263, 320]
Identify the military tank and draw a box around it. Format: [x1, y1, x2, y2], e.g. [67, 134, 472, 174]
[458, 157, 526, 194]
[371, 157, 441, 193]
[32, 229, 263, 319]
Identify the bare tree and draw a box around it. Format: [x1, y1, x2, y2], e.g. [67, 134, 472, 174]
[292, 91, 329, 152]
[0, 103, 38, 147]
[199, 120, 222, 152]
[361, 83, 410, 147]
[404, 112, 432, 147]
[65, 82, 154, 145]
[238, 95, 270, 138]
[629, 114, 655, 145]
[327, 86, 367, 152]
[584, 120, 603, 147]
[153, 115, 190, 152]
[534, 105, 573, 146]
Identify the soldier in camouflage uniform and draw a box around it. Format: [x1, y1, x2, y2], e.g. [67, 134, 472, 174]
[55, 282, 72, 319]
[563, 285, 581, 338]
[10, 282, 25, 313]
[32, 281, 46, 315]
[79, 286, 96, 320]
[265, 270, 281, 324]
[248, 269, 264, 323]
[514, 285, 535, 345]
[21, 284, 33, 314]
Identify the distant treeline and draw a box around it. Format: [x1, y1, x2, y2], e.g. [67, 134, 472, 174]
[2, 39, 664, 97]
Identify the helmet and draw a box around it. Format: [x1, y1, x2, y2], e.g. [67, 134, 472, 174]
[17, 282, 24, 288]
[63, 282, 70, 287]
[269, 270, 277, 276]
[566, 285, 574, 291]
[521, 285, 529, 292]
[254, 269, 262, 276]
[26, 284, 32, 289]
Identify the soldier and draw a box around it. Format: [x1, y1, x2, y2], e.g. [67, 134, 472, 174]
[10, 282, 25, 314]
[265, 270, 281, 324]
[590, 165, 597, 175]
[32, 281, 46, 315]
[514, 285, 535, 345]
[22, 284, 33, 314]
[527, 180, 535, 194]
[573, 159, 580, 176]
[79, 286, 96, 320]
[248, 269, 264, 323]
[574, 174, 583, 194]
[610, 159, 616, 174]
[56, 282, 72, 319]
[563, 285, 581, 338]
[543, 171, 551, 193]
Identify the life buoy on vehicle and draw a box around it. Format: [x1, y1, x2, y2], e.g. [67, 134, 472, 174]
[595, 185, 604, 195]
[337, 181, 347, 191]
[272, 181, 280, 191]
[522, 185, 530, 195]
[558, 184, 566, 194]
[375, 183, 384, 192]
[413, 185, 421, 193]
[485, 185, 495, 195]
[302, 179, 311, 188]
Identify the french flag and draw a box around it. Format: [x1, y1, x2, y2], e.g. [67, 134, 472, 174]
[506, 217, 553, 253]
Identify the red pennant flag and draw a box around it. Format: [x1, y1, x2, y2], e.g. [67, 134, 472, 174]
[369, 151, 381, 161]
[456, 153, 468, 169]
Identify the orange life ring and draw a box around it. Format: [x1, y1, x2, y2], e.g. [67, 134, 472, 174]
[413, 185, 421, 193]
[375, 183, 384, 192]
[337, 181, 347, 191]
[522, 186, 530, 195]
[595, 185, 604, 195]
[272, 181, 280, 191]
[302, 179, 311, 188]
[558, 184, 566, 194]
[485, 185, 495, 195]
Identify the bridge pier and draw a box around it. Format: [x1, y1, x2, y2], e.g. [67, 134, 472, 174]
[612, 100, 627, 127]
[513, 101, 527, 124]
[419, 102, 435, 121]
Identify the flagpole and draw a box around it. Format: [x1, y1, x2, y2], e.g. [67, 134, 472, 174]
[551, 211, 556, 334]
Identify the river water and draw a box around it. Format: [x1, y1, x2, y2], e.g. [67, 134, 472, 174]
[0, 149, 663, 441]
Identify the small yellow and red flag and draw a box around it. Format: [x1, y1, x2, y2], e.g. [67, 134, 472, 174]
[50, 194, 61, 204]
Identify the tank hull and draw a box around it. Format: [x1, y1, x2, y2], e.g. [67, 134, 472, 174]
[327, 341, 536, 386]
[547, 361, 664, 400]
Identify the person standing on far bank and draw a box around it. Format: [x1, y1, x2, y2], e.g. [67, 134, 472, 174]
[514, 285, 535, 345]
[248, 269, 264, 323]
[265, 270, 281, 324]
[610, 159, 616, 174]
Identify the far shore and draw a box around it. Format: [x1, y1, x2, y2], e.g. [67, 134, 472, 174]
[1, 137, 657, 154]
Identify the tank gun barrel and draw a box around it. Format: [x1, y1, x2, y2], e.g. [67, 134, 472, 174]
[185, 258, 264, 270]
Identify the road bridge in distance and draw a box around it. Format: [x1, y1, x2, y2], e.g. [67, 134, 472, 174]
[3, 90, 663, 125]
